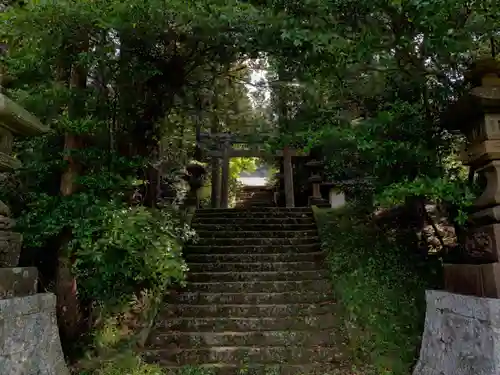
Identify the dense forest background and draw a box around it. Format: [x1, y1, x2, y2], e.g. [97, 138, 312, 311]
[0, 0, 498, 373]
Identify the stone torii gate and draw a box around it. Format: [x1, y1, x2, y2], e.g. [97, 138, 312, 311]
[199, 132, 306, 208]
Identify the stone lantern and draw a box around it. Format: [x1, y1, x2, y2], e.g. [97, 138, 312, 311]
[304, 159, 329, 207]
[412, 59, 500, 375]
[441, 58, 500, 298]
[0, 93, 49, 297]
[182, 163, 207, 209]
[0, 93, 70, 375]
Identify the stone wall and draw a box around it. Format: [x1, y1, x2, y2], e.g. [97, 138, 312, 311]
[0, 293, 69, 375]
[413, 290, 500, 375]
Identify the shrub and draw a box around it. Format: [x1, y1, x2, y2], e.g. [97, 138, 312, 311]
[314, 206, 442, 375]
[73, 205, 194, 309]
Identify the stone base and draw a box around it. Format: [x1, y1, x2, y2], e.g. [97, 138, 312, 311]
[444, 263, 500, 298]
[308, 197, 329, 207]
[413, 290, 500, 375]
[0, 293, 69, 375]
[0, 267, 38, 299]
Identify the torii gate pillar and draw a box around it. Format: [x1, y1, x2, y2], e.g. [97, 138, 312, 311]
[283, 145, 295, 208]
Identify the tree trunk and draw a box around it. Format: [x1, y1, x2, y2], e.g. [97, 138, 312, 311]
[56, 133, 83, 344]
[56, 38, 88, 344]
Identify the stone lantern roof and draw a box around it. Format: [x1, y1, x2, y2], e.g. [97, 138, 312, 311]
[441, 58, 500, 136]
[0, 93, 49, 171]
[0, 93, 48, 136]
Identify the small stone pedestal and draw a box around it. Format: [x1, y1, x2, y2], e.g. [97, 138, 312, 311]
[413, 290, 500, 375]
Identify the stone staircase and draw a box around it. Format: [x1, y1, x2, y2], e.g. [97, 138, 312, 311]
[145, 207, 348, 375]
[235, 186, 275, 208]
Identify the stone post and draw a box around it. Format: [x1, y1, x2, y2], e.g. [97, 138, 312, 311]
[441, 59, 500, 298]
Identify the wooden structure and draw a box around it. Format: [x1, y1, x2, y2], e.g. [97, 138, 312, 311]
[442, 58, 500, 298]
[198, 132, 307, 208]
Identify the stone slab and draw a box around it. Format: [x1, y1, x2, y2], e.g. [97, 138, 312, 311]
[0, 293, 69, 375]
[444, 263, 500, 298]
[413, 290, 500, 375]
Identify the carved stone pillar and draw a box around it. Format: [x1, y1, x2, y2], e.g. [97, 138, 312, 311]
[442, 59, 500, 298]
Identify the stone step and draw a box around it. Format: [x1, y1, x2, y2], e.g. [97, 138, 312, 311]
[157, 364, 347, 375]
[186, 244, 320, 255]
[236, 202, 273, 207]
[191, 217, 315, 225]
[147, 330, 340, 349]
[196, 208, 311, 215]
[143, 346, 343, 365]
[188, 262, 322, 273]
[195, 212, 313, 219]
[159, 303, 337, 319]
[195, 230, 318, 239]
[155, 314, 337, 332]
[237, 192, 271, 197]
[184, 251, 325, 264]
[236, 195, 272, 200]
[166, 291, 333, 305]
[236, 198, 273, 202]
[196, 213, 313, 220]
[195, 237, 319, 246]
[192, 223, 317, 231]
[235, 204, 275, 208]
[182, 279, 331, 294]
[235, 199, 273, 203]
[187, 270, 328, 283]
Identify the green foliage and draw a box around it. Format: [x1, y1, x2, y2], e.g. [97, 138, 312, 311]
[4, 0, 499, 372]
[73, 206, 193, 306]
[79, 358, 216, 375]
[166, 366, 215, 375]
[377, 176, 476, 225]
[265, 0, 498, 226]
[79, 353, 164, 375]
[314, 206, 442, 375]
